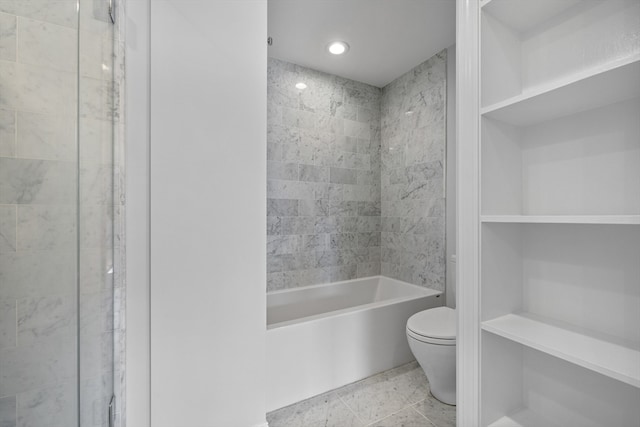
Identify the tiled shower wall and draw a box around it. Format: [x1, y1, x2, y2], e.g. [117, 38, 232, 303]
[381, 51, 447, 291]
[267, 52, 447, 292]
[0, 1, 115, 426]
[267, 58, 382, 291]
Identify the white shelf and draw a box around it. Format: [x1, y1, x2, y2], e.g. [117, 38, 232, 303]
[482, 0, 581, 34]
[481, 215, 640, 225]
[482, 314, 640, 389]
[481, 56, 640, 126]
[487, 408, 560, 427]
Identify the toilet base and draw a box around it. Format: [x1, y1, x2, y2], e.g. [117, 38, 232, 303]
[408, 335, 457, 406]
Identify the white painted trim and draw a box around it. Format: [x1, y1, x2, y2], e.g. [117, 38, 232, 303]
[456, 0, 481, 425]
[124, 0, 151, 426]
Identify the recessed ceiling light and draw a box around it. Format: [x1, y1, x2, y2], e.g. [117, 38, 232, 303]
[327, 41, 349, 55]
[295, 82, 307, 90]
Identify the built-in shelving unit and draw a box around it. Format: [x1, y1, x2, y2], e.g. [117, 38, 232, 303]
[479, 0, 640, 425]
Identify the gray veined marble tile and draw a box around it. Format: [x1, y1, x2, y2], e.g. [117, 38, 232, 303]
[78, 27, 113, 81]
[80, 203, 113, 249]
[302, 234, 326, 252]
[280, 217, 314, 235]
[0, 396, 17, 427]
[16, 205, 76, 252]
[17, 295, 75, 345]
[357, 232, 381, 248]
[344, 119, 371, 139]
[267, 391, 364, 427]
[358, 201, 381, 216]
[0, 333, 76, 396]
[357, 261, 380, 278]
[0, 12, 16, 61]
[0, 109, 16, 157]
[0, 205, 16, 253]
[0, 158, 76, 205]
[80, 374, 113, 427]
[80, 163, 113, 205]
[16, 382, 76, 427]
[268, 161, 299, 181]
[298, 199, 329, 217]
[0, 1, 78, 29]
[79, 247, 112, 294]
[267, 199, 299, 217]
[79, 117, 113, 164]
[0, 250, 76, 299]
[338, 373, 409, 425]
[327, 264, 357, 282]
[329, 233, 358, 250]
[356, 216, 381, 233]
[80, 328, 113, 381]
[370, 407, 435, 427]
[16, 112, 76, 161]
[0, 299, 16, 350]
[282, 107, 316, 130]
[330, 167, 358, 185]
[329, 200, 358, 217]
[267, 217, 282, 235]
[413, 395, 456, 427]
[79, 76, 113, 121]
[17, 17, 77, 72]
[0, 62, 76, 116]
[299, 164, 328, 183]
[267, 235, 301, 256]
[386, 362, 431, 405]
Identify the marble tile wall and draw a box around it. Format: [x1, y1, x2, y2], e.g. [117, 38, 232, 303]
[0, 0, 115, 425]
[267, 58, 382, 291]
[380, 51, 447, 291]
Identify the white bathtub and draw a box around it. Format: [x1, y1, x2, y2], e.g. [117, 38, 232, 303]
[266, 275, 443, 411]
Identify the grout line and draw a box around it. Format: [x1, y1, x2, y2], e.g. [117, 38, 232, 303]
[337, 394, 367, 426]
[410, 405, 437, 426]
[14, 298, 18, 348]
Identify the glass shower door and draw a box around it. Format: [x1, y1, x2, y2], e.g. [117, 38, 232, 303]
[0, 0, 115, 425]
[78, 1, 115, 426]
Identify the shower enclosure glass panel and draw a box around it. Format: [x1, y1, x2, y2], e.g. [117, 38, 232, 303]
[0, 0, 115, 425]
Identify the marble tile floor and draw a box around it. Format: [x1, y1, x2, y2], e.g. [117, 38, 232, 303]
[267, 361, 455, 427]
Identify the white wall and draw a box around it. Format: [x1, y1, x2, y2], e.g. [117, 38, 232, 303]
[125, 0, 151, 425]
[126, 1, 267, 426]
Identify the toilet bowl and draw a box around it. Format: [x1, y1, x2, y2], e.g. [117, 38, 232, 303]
[406, 306, 456, 405]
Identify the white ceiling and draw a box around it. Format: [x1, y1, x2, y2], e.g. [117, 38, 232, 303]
[268, 0, 456, 88]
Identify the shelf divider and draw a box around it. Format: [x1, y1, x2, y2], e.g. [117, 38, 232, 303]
[482, 313, 640, 389]
[481, 215, 640, 225]
[481, 56, 640, 126]
[487, 408, 560, 427]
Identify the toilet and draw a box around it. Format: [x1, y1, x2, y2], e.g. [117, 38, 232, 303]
[406, 306, 456, 405]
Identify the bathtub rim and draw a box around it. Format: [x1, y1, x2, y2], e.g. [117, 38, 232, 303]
[267, 275, 442, 330]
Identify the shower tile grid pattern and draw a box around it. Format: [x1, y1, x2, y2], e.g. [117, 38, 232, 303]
[381, 51, 447, 290]
[267, 58, 383, 291]
[0, 1, 115, 426]
[267, 361, 455, 427]
[267, 52, 447, 292]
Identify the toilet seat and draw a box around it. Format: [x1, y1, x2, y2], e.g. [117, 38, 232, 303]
[407, 306, 456, 345]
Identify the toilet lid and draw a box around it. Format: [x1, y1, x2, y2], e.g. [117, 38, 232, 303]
[407, 307, 456, 340]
